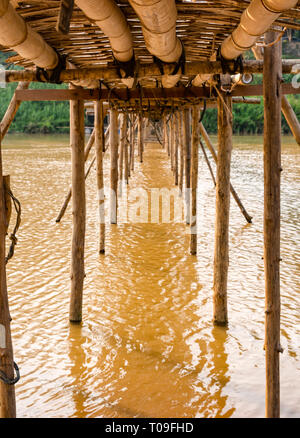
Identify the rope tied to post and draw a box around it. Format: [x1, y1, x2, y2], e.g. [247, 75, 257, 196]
[5, 187, 21, 264]
[0, 362, 20, 385]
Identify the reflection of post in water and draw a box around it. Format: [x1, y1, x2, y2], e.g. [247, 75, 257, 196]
[208, 327, 235, 418]
[67, 324, 89, 418]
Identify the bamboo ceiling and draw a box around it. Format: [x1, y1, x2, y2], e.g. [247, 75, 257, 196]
[2, 0, 300, 88]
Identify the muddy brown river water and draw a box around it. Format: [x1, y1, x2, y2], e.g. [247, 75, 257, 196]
[2, 134, 299, 418]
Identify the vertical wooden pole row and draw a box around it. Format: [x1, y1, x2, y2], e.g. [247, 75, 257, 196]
[213, 94, 233, 326]
[179, 111, 184, 195]
[263, 31, 282, 419]
[118, 113, 125, 196]
[190, 105, 200, 255]
[170, 113, 175, 172]
[130, 114, 135, 173]
[124, 113, 129, 184]
[0, 132, 17, 418]
[110, 108, 119, 224]
[94, 101, 105, 254]
[138, 112, 143, 163]
[69, 95, 86, 323]
[184, 108, 191, 224]
[174, 112, 179, 186]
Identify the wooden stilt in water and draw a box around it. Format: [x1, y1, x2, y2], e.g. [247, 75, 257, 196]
[213, 93, 232, 326]
[56, 129, 95, 223]
[199, 122, 252, 224]
[124, 114, 129, 184]
[200, 139, 216, 187]
[130, 114, 135, 173]
[263, 31, 282, 419]
[138, 112, 143, 163]
[110, 109, 119, 224]
[184, 108, 191, 224]
[174, 112, 179, 186]
[118, 114, 126, 196]
[179, 111, 184, 195]
[190, 105, 200, 255]
[69, 94, 86, 323]
[0, 132, 17, 418]
[94, 101, 105, 254]
[170, 114, 175, 172]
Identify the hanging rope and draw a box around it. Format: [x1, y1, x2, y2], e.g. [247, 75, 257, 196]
[5, 187, 21, 265]
[0, 362, 20, 385]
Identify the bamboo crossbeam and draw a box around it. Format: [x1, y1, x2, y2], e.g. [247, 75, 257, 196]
[5, 60, 300, 84]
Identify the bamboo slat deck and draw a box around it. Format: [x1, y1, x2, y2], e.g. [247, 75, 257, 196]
[3, 1, 300, 89]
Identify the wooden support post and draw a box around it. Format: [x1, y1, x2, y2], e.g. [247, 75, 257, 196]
[130, 114, 135, 172]
[0, 134, 17, 418]
[69, 95, 86, 323]
[0, 82, 30, 140]
[263, 32, 282, 419]
[167, 116, 171, 157]
[184, 108, 191, 224]
[56, 129, 95, 223]
[94, 101, 105, 254]
[174, 112, 179, 186]
[200, 140, 216, 186]
[118, 114, 125, 196]
[179, 111, 184, 194]
[170, 114, 175, 172]
[163, 112, 167, 150]
[124, 114, 129, 184]
[110, 109, 119, 224]
[213, 94, 233, 326]
[138, 113, 143, 163]
[199, 122, 252, 224]
[190, 105, 200, 255]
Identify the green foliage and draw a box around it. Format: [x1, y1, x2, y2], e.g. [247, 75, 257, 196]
[0, 82, 70, 134]
[201, 94, 300, 135]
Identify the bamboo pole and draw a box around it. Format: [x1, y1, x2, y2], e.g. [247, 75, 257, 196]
[253, 46, 300, 146]
[184, 108, 191, 224]
[199, 122, 252, 224]
[190, 105, 200, 255]
[56, 129, 95, 222]
[0, 132, 16, 418]
[213, 94, 233, 326]
[138, 112, 143, 163]
[4, 60, 299, 84]
[94, 101, 105, 254]
[69, 95, 86, 323]
[0, 82, 30, 140]
[263, 31, 282, 419]
[110, 109, 119, 224]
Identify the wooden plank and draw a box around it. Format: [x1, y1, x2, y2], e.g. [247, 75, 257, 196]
[56, 0, 74, 35]
[15, 83, 299, 102]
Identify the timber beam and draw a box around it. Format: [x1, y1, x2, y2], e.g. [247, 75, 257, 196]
[15, 84, 299, 103]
